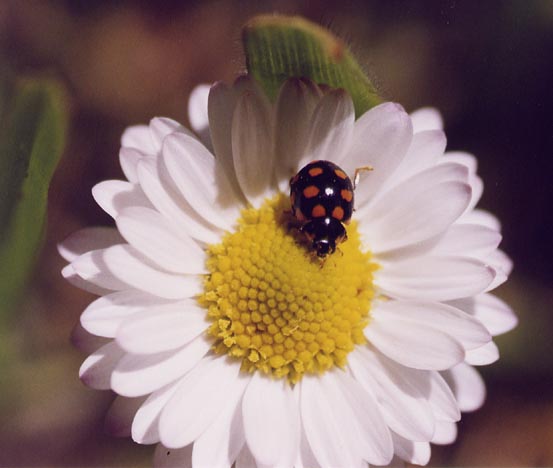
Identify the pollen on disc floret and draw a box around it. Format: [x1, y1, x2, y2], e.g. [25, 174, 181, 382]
[199, 194, 377, 384]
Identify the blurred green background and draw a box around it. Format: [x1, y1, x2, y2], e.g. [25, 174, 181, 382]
[1, 0, 552, 466]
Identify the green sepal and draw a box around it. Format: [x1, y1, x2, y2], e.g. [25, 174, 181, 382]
[242, 15, 381, 118]
[0, 78, 68, 317]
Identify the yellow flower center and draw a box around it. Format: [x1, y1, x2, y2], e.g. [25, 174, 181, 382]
[199, 194, 377, 383]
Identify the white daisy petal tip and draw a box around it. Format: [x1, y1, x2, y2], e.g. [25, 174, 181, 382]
[79, 342, 124, 390]
[447, 363, 487, 412]
[119, 147, 148, 183]
[188, 84, 211, 133]
[121, 124, 154, 154]
[409, 107, 444, 132]
[149, 117, 190, 149]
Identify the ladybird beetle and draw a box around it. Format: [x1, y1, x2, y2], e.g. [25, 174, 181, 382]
[290, 160, 355, 257]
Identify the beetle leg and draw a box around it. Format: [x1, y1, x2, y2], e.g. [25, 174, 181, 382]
[353, 165, 373, 189]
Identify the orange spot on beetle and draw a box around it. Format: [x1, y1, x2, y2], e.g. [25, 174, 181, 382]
[332, 206, 345, 220]
[340, 189, 353, 202]
[334, 169, 347, 179]
[308, 167, 324, 177]
[303, 185, 320, 198]
[311, 204, 326, 218]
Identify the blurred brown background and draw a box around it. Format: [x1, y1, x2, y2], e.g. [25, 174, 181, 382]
[1, 0, 552, 466]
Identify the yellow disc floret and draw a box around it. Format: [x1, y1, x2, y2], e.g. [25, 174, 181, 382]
[199, 194, 377, 384]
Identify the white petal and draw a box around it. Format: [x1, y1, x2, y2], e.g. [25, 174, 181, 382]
[387, 129, 447, 184]
[466, 174, 484, 212]
[71, 249, 130, 292]
[136, 157, 222, 244]
[461, 208, 501, 231]
[92, 180, 152, 219]
[444, 363, 486, 412]
[483, 254, 511, 294]
[210, 77, 265, 191]
[360, 179, 471, 254]
[232, 88, 275, 207]
[300, 375, 364, 468]
[363, 158, 468, 214]
[448, 293, 517, 336]
[296, 424, 322, 468]
[105, 395, 146, 437]
[159, 356, 244, 449]
[79, 341, 124, 390]
[427, 371, 460, 422]
[132, 380, 182, 444]
[242, 374, 299, 467]
[365, 315, 465, 370]
[188, 84, 212, 148]
[431, 223, 502, 258]
[302, 89, 354, 167]
[431, 421, 458, 445]
[208, 81, 243, 198]
[409, 107, 443, 132]
[391, 432, 431, 465]
[333, 371, 394, 465]
[149, 117, 192, 149]
[465, 341, 499, 365]
[485, 270, 507, 294]
[372, 300, 491, 351]
[274, 78, 323, 191]
[488, 248, 514, 276]
[348, 348, 435, 441]
[62, 264, 113, 296]
[58, 227, 123, 262]
[116, 206, 206, 274]
[192, 382, 246, 468]
[486, 266, 508, 292]
[344, 102, 413, 205]
[370, 350, 461, 422]
[81, 290, 169, 338]
[120, 147, 149, 183]
[111, 335, 212, 397]
[163, 133, 242, 230]
[116, 301, 208, 354]
[99, 244, 202, 299]
[443, 151, 477, 174]
[154, 444, 192, 468]
[122, 124, 155, 154]
[376, 255, 495, 302]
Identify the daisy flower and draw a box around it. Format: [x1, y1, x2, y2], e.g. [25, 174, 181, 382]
[60, 77, 516, 467]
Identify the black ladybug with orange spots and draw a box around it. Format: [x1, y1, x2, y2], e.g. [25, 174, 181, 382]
[289, 160, 354, 258]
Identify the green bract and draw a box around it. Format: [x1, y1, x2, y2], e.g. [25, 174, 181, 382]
[243, 15, 381, 118]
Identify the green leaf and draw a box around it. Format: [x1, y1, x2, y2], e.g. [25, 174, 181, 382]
[0, 78, 68, 317]
[242, 15, 381, 117]
[0, 64, 14, 118]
